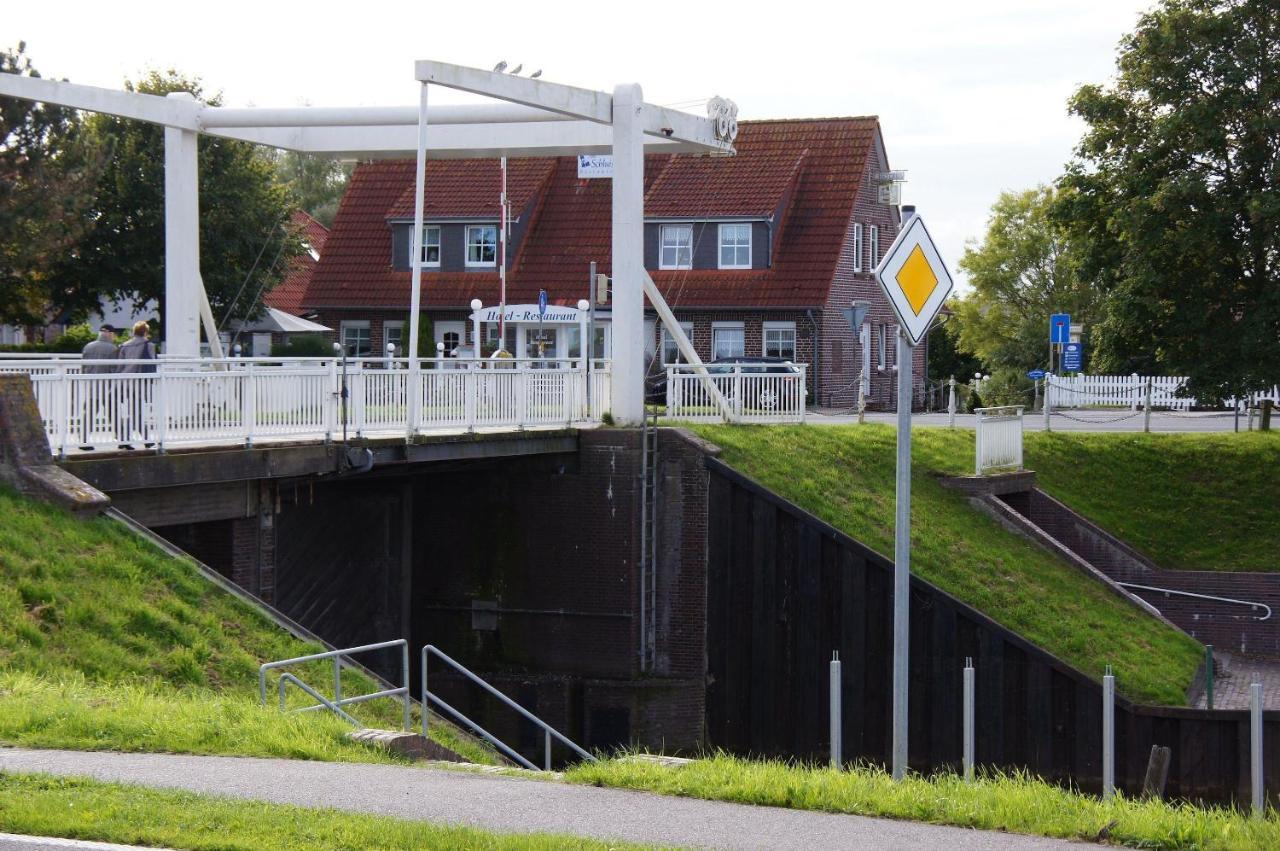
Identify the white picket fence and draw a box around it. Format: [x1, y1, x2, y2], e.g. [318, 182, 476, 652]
[974, 406, 1024, 475]
[12, 356, 611, 455]
[1046, 374, 1280, 410]
[665, 363, 807, 424]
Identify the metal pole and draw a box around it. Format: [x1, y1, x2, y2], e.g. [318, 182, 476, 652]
[407, 81, 429, 371]
[402, 641, 411, 732]
[1205, 645, 1214, 710]
[892, 330, 913, 780]
[1252, 682, 1264, 817]
[857, 369, 866, 425]
[830, 651, 842, 769]
[334, 656, 342, 708]
[421, 648, 430, 739]
[545, 728, 552, 772]
[1043, 374, 1052, 432]
[1102, 667, 1115, 800]
[963, 657, 975, 782]
[1143, 379, 1152, 433]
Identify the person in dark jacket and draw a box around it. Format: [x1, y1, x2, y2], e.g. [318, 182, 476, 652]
[116, 321, 157, 448]
[78, 324, 119, 448]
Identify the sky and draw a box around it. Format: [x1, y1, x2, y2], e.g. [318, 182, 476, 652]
[7, 0, 1156, 288]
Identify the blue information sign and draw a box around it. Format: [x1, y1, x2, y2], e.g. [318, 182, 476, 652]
[1062, 342, 1083, 372]
[1050, 313, 1071, 344]
[1026, 368, 1046, 380]
[538, 289, 548, 317]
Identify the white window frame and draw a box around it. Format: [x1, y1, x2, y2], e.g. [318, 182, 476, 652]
[712, 321, 745, 360]
[869, 225, 879, 268]
[762, 321, 796, 360]
[877, 323, 887, 370]
[419, 225, 441, 267]
[383, 320, 405, 356]
[661, 321, 695, 365]
[659, 224, 693, 270]
[717, 223, 752, 269]
[853, 223, 864, 273]
[465, 224, 498, 267]
[340, 320, 371, 357]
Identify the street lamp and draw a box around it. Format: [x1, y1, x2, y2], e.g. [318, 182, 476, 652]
[470, 298, 484, 361]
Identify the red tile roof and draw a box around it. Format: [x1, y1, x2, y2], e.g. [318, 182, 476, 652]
[306, 117, 880, 311]
[265, 211, 329, 316]
[385, 158, 556, 220]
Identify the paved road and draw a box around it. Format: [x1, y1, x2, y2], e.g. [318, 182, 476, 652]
[0, 748, 1084, 850]
[0, 836, 168, 851]
[807, 409, 1245, 432]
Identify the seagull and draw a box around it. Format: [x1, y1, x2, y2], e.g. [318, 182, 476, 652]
[530, 69, 542, 79]
[493, 61, 507, 73]
[509, 64, 523, 75]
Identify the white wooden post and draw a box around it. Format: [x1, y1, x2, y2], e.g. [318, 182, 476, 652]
[164, 93, 201, 357]
[611, 83, 645, 425]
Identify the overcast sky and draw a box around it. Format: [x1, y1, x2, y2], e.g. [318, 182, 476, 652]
[8, 0, 1155, 287]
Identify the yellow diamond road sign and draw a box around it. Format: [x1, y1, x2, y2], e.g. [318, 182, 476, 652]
[873, 215, 954, 347]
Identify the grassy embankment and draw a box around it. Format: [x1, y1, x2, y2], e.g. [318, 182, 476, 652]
[0, 487, 490, 763]
[568, 754, 1278, 850]
[689, 425, 1205, 705]
[0, 773, 634, 851]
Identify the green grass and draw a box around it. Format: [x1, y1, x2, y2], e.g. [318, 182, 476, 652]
[0, 772, 637, 850]
[0, 486, 494, 765]
[568, 753, 1278, 850]
[690, 425, 1203, 705]
[1025, 431, 1279, 572]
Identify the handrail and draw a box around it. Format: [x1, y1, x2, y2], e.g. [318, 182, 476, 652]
[260, 638, 410, 731]
[422, 644, 596, 770]
[1118, 583, 1272, 621]
[278, 672, 361, 726]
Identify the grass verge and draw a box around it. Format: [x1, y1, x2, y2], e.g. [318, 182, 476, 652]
[689, 424, 1203, 705]
[0, 772, 635, 850]
[568, 753, 1279, 850]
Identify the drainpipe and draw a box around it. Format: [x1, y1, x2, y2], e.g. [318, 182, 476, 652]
[805, 309, 821, 406]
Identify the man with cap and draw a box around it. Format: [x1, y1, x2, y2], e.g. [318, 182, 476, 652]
[79, 324, 120, 448]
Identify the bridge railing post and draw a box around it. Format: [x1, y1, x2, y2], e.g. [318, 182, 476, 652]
[243, 362, 257, 448]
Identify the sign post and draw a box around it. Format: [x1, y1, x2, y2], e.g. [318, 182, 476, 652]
[1049, 313, 1070, 374]
[873, 214, 954, 781]
[538, 289, 548, 359]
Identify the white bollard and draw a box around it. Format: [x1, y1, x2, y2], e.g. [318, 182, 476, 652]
[948, 377, 957, 429]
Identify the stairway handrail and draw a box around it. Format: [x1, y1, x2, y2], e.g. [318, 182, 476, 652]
[1118, 583, 1272, 621]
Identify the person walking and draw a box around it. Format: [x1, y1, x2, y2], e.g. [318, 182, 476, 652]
[116, 321, 158, 449]
[79, 324, 120, 449]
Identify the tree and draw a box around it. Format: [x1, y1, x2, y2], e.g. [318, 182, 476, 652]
[275, 150, 351, 227]
[953, 186, 1098, 373]
[50, 71, 301, 330]
[1059, 0, 1280, 399]
[926, 316, 984, 383]
[0, 42, 102, 325]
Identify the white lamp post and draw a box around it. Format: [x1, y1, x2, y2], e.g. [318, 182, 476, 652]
[470, 299, 484, 361]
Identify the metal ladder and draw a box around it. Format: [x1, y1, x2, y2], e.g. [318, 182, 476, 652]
[639, 406, 659, 671]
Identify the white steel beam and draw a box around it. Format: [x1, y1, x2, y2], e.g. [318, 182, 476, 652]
[416, 60, 613, 124]
[611, 83, 646, 425]
[0, 73, 201, 130]
[163, 94, 202, 357]
[198, 103, 572, 128]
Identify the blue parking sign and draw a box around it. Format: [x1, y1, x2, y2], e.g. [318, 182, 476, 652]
[1050, 313, 1071, 345]
[1062, 342, 1083, 372]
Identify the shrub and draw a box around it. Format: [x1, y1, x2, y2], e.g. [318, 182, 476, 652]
[270, 334, 332, 357]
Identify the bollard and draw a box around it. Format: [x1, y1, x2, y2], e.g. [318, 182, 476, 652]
[830, 651, 842, 769]
[1252, 682, 1264, 818]
[963, 657, 975, 782]
[948, 377, 957, 429]
[1143, 379, 1152, 433]
[1043, 375, 1052, 432]
[1205, 645, 1214, 710]
[1103, 667, 1115, 800]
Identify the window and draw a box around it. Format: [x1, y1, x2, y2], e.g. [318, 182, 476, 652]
[465, 225, 498, 267]
[853, 223, 863, 272]
[485, 324, 517, 355]
[659, 224, 693, 270]
[877, 324, 887, 370]
[419, 226, 441, 266]
[340, 321, 371, 357]
[869, 225, 879, 268]
[763, 322, 796, 360]
[661, 322, 695, 364]
[718, 223, 751, 269]
[384, 321, 405, 356]
[712, 322, 745, 359]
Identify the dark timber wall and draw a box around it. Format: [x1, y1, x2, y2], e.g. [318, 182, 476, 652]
[705, 458, 1279, 806]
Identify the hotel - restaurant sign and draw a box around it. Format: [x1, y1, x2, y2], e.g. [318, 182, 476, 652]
[470, 304, 584, 324]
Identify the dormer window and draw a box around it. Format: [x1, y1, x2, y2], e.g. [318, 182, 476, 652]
[718, 224, 751, 269]
[466, 225, 498, 267]
[420, 226, 441, 266]
[659, 224, 693, 270]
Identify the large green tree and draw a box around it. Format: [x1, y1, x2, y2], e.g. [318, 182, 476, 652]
[1059, 0, 1279, 398]
[0, 42, 102, 325]
[954, 186, 1098, 373]
[50, 71, 300, 329]
[274, 150, 351, 227]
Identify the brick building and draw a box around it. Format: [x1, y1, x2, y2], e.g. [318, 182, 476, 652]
[305, 118, 927, 409]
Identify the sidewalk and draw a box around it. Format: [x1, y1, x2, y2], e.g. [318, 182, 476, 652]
[0, 748, 1083, 850]
[807, 409, 1244, 433]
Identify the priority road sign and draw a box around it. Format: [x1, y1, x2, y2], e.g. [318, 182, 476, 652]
[874, 216, 954, 346]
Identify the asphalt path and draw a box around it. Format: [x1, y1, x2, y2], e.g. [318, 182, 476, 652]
[0, 748, 1086, 850]
[808, 409, 1245, 432]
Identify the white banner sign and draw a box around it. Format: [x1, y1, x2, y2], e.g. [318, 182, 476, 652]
[577, 154, 613, 179]
[470, 304, 584, 324]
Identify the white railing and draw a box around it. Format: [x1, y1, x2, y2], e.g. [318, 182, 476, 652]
[1047, 374, 1280, 410]
[975, 406, 1024, 475]
[20, 356, 611, 455]
[665, 363, 807, 424]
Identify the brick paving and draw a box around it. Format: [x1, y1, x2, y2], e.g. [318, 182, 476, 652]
[1194, 652, 1280, 710]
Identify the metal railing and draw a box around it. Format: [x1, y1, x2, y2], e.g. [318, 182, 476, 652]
[422, 644, 595, 771]
[974, 406, 1024, 475]
[12, 355, 611, 455]
[666, 362, 807, 424]
[1118, 583, 1272, 621]
[259, 638, 411, 731]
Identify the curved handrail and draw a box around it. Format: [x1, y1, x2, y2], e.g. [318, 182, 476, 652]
[1118, 583, 1272, 621]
